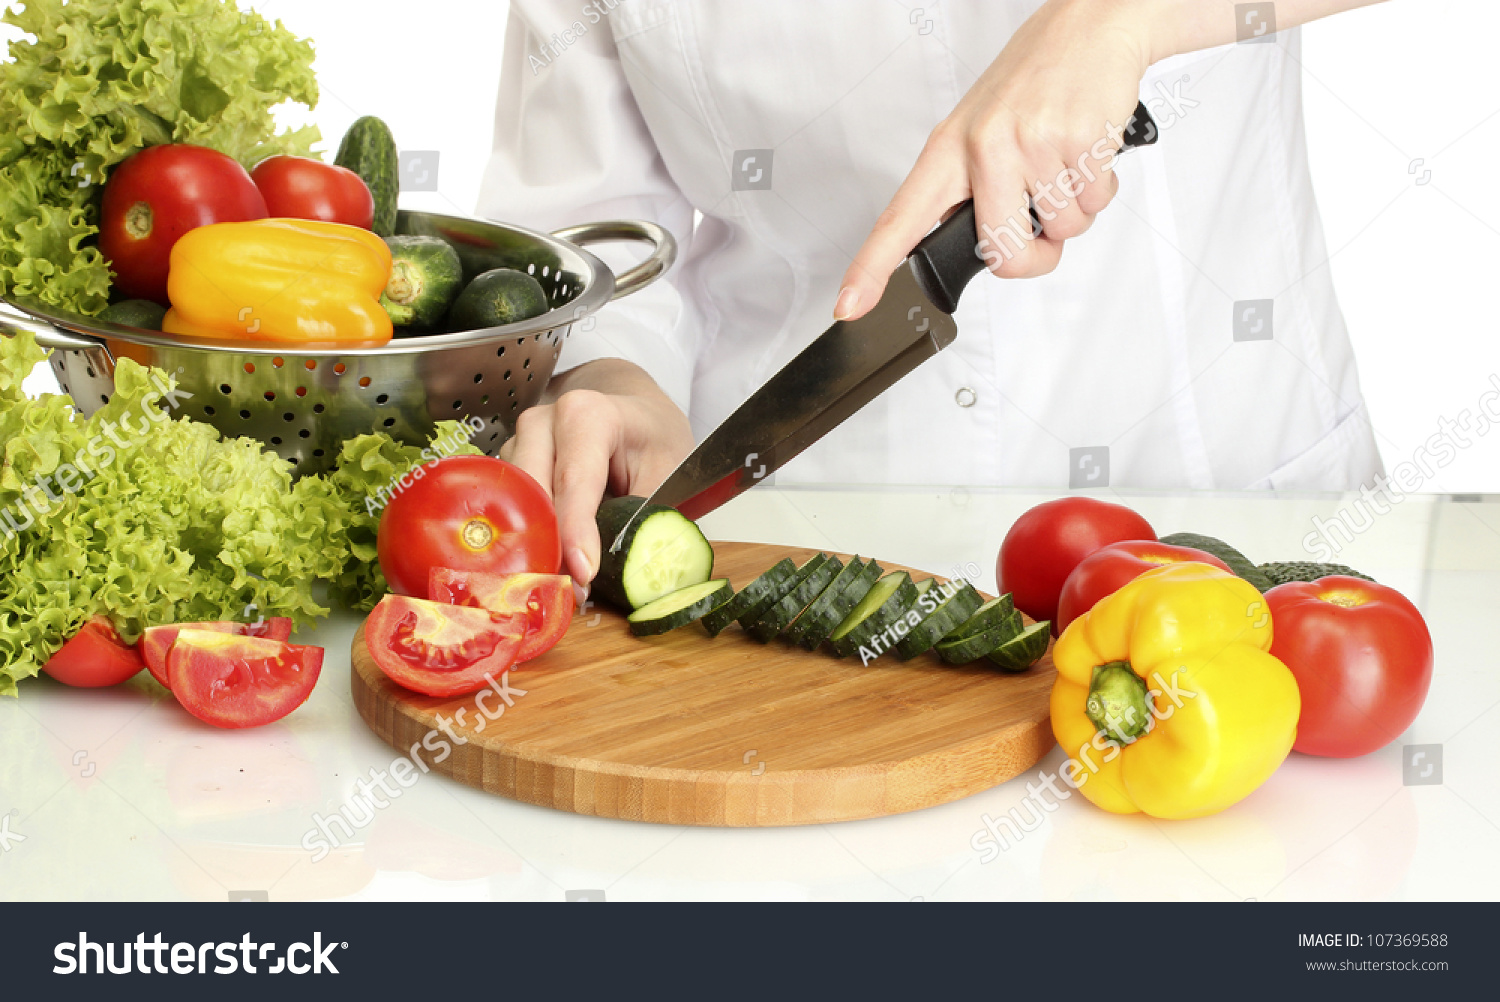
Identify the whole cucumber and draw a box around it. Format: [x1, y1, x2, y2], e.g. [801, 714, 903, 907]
[335, 116, 400, 237]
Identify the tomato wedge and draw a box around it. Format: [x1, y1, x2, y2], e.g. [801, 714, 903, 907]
[428, 568, 574, 662]
[140, 617, 294, 688]
[41, 616, 144, 688]
[366, 595, 523, 697]
[166, 630, 323, 728]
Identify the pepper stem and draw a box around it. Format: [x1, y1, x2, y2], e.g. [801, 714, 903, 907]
[1086, 661, 1151, 744]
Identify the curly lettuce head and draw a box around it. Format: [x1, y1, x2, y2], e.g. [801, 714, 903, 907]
[0, 0, 321, 315]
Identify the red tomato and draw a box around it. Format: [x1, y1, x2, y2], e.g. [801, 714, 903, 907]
[1056, 540, 1233, 634]
[1266, 577, 1434, 758]
[429, 568, 575, 662]
[98, 144, 268, 304]
[41, 616, 144, 687]
[997, 498, 1155, 631]
[366, 595, 523, 697]
[378, 456, 562, 599]
[166, 630, 323, 728]
[140, 617, 294, 688]
[251, 156, 374, 229]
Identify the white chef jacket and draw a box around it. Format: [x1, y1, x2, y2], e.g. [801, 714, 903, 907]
[476, 0, 1383, 491]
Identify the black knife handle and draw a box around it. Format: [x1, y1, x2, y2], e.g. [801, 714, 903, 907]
[909, 99, 1159, 315]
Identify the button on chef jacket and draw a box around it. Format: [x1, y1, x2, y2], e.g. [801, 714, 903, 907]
[476, 0, 1383, 491]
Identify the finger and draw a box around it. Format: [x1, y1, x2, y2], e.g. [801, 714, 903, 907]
[1034, 167, 1096, 242]
[838, 152, 966, 321]
[506, 404, 557, 500]
[549, 391, 618, 594]
[1073, 160, 1119, 217]
[973, 174, 1046, 279]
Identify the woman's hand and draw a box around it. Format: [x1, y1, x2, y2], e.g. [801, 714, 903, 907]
[836, 0, 1390, 321]
[836, 0, 1154, 321]
[499, 358, 693, 599]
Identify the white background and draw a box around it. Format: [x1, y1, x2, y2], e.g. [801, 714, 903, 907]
[7, 0, 1497, 491]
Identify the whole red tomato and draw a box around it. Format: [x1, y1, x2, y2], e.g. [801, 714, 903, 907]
[998, 497, 1155, 630]
[1266, 576, 1434, 758]
[98, 144, 268, 304]
[251, 156, 374, 229]
[378, 456, 561, 598]
[1056, 540, 1233, 633]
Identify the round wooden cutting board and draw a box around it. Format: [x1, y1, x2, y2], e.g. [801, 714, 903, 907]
[351, 542, 1057, 826]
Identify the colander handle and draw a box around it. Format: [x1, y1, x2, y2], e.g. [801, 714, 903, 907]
[551, 220, 678, 301]
[0, 299, 116, 354]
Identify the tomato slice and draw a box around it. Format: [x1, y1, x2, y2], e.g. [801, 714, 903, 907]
[166, 630, 323, 729]
[41, 616, 144, 688]
[140, 617, 295, 688]
[428, 568, 575, 663]
[366, 595, 523, 697]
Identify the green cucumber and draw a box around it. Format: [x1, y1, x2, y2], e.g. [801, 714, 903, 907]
[381, 235, 464, 331]
[99, 299, 167, 330]
[447, 268, 550, 331]
[895, 580, 983, 660]
[935, 609, 1024, 665]
[985, 621, 1052, 672]
[700, 559, 797, 636]
[944, 595, 1016, 642]
[795, 559, 883, 651]
[828, 571, 917, 658]
[334, 115, 400, 237]
[594, 496, 714, 611]
[1159, 532, 1274, 593]
[1259, 561, 1374, 586]
[627, 579, 733, 636]
[748, 556, 842, 642]
[740, 556, 826, 631]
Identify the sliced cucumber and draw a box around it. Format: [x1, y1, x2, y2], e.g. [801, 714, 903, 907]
[895, 580, 983, 660]
[594, 496, 714, 611]
[627, 579, 734, 636]
[700, 558, 797, 637]
[795, 559, 883, 651]
[740, 555, 826, 631]
[985, 621, 1052, 672]
[935, 609, 1025, 665]
[828, 571, 917, 658]
[785, 557, 868, 645]
[748, 556, 842, 642]
[945, 595, 1016, 641]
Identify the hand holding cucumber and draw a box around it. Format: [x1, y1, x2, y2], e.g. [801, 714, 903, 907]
[498, 358, 693, 599]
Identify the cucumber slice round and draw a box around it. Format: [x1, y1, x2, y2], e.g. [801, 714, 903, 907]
[945, 595, 1016, 642]
[829, 571, 917, 658]
[895, 580, 984, 660]
[786, 557, 870, 645]
[700, 558, 797, 636]
[796, 559, 883, 651]
[748, 556, 842, 642]
[985, 621, 1052, 672]
[594, 497, 714, 611]
[627, 579, 734, 636]
[739, 555, 825, 632]
[935, 609, 1024, 665]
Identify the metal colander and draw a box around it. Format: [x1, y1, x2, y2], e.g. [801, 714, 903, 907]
[0, 210, 675, 477]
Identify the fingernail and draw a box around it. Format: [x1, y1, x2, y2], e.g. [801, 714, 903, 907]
[833, 287, 860, 321]
[567, 547, 593, 602]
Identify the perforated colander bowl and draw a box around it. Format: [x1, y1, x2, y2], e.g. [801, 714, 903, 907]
[0, 210, 675, 477]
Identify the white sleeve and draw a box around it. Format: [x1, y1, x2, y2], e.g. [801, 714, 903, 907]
[474, 0, 697, 414]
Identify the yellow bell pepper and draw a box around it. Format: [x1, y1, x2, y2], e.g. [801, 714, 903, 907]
[1049, 561, 1300, 820]
[163, 218, 393, 345]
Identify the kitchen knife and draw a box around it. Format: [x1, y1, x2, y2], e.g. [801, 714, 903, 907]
[611, 102, 1159, 550]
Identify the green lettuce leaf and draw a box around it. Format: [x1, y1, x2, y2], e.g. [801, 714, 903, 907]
[0, 0, 321, 315]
